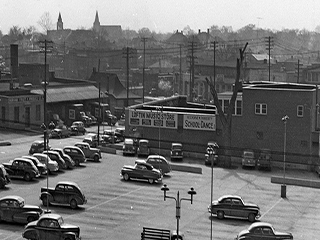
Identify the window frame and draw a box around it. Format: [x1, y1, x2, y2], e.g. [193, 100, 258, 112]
[255, 103, 267, 115]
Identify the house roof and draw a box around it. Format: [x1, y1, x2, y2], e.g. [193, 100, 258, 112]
[89, 71, 141, 100]
[31, 84, 106, 103]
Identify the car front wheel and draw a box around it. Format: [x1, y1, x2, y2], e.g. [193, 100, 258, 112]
[217, 210, 224, 220]
[123, 173, 130, 181]
[24, 173, 32, 181]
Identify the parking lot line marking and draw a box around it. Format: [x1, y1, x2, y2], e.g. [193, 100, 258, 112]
[260, 197, 283, 219]
[65, 186, 146, 218]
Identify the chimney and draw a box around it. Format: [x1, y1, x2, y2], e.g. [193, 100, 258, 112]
[207, 29, 210, 34]
[10, 44, 18, 89]
[198, 29, 201, 34]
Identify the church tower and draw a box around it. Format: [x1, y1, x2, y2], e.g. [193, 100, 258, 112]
[57, 12, 63, 30]
[93, 11, 100, 32]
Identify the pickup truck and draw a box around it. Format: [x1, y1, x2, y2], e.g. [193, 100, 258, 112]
[74, 142, 101, 162]
[40, 181, 87, 209]
[3, 158, 40, 181]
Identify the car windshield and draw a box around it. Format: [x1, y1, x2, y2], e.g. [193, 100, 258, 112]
[172, 145, 182, 150]
[244, 152, 254, 158]
[140, 142, 148, 147]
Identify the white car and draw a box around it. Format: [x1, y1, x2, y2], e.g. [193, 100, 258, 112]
[32, 153, 59, 174]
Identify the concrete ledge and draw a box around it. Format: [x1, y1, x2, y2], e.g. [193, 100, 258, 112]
[271, 176, 320, 189]
[170, 164, 202, 174]
[0, 141, 11, 146]
[98, 146, 117, 154]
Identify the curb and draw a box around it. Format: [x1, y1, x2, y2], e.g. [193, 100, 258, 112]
[170, 164, 202, 174]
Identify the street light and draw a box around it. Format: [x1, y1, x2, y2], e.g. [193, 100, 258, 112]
[161, 184, 196, 239]
[40, 121, 55, 213]
[206, 142, 219, 240]
[281, 115, 289, 198]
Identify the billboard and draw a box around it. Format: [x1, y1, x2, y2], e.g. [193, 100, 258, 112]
[183, 114, 216, 131]
[129, 109, 178, 129]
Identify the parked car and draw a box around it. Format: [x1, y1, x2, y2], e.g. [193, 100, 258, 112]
[29, 140, 46, 154]
[49, 125, 71, 138]
[115, 127, 125, 142]
[86, 111, 97, 125]
[3, 158, 40, 181]
[83, 133, 105, 148]
[22, 213, 81, 240]
[21, 155, 48, 176]
[102, 129, 119, 143]
[40, 181, 87, 209]
[51, 148, 75, 169]
[74, 142, 101, 162]
[104, 110, 117, 126]
[63, 146, 86, 166]
[32, 153, 59, 174]
[257, 148, 272, 171]
[208, 195, 261, 222]
[146, 155, 171, 175]
[204, 141, 219, 166]
[43, 150, 67, 170]
[70, 121, 86, 135]
[170, 142, 183, 161]
[80, 111, 92, 127]
[0, 164, 10, 189]
[235, 222, 293, 240]
[122, 138, 136, 156]
[137, 139, 150, 157]
[0, 195, 43, 224]
[242, 149, 256, 168]
[121, 159, 162, 184]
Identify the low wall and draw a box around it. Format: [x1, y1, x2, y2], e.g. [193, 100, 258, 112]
[271, 176, 320, 189]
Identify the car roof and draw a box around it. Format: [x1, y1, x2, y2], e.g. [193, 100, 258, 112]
[248, 222, 273, 230]
[139, 139, 149, 143]
[0, 195, 24, 202]
[57, 181, 79, 187]
[13, 158, 34, 164]
[124, 138, 134, 143]
[218, 195, 242, 201]
[75, 142, 88, 146]
[64, 146, 82, 150]
[172, 142, 182, 146]
[135, 159, 153, 168]
[39, 213, 62, 221]
[147, 155, 167, 161]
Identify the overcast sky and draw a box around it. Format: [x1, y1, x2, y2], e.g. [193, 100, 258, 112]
[1, 0, 319, 35]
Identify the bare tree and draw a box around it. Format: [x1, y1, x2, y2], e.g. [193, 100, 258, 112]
[37, 12, 53, 33]
[206, 42, 248, 168]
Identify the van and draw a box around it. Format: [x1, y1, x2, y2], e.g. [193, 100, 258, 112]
[242, 149, 256, 168]
[257, 149, 272, 171]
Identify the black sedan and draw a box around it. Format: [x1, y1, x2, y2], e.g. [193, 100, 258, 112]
[208, 195, 260, 222]
[0, 195, 43, 224]
[235, 222, 293, 240]
[121, 160, 162, 184]
[22, 213, 81, 240]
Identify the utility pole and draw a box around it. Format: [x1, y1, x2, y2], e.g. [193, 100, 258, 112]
[141, 37, 148, 103]
[296, 59, 303, 83]
[123, 47, 134, 107]
[179, 44, 182, 95]
[188, 38, 197, 101]
[265, 36, 274, 81]
[39, 39, 53, 150]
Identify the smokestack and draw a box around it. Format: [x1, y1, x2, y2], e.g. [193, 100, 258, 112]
[198, 29, 201, 34]
[10, 44, 18, 78]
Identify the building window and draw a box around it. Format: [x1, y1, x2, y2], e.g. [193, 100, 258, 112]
[36, 105, 41, 121]
[223, 100, 229, 113]
[14, 106, 19, 123]
[255, 103, 267, 115]
[69, 109, 75, 119]
[297, 105, 304, 117]
[236, 100, 242, 115]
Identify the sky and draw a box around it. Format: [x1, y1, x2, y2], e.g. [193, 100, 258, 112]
[1, 0, 320, 35]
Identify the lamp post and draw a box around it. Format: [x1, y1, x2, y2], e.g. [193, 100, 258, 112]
[206, 142, 219, 240]
[161, 184, 196, 239]
[40, 121, 55, 213]
[281, 115, 289, 198]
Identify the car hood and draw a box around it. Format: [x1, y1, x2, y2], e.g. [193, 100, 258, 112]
[23, 205, 43, 212]
[244, 202, 260, 209]
[122, 165, 134, 170]
[61, 223, 80, 231]
[237, 229, 249, 237]
[274, 231, 293, 238]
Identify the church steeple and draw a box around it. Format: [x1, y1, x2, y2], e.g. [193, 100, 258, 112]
[93, 11, 100, 32]
[57, 12, 63, 30]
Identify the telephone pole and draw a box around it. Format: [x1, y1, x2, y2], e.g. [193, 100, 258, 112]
[265, 36, 274, 81]
[141, 37, 148, 103]
[123, 47, 134, 107]
[188, 38, 197, 101]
